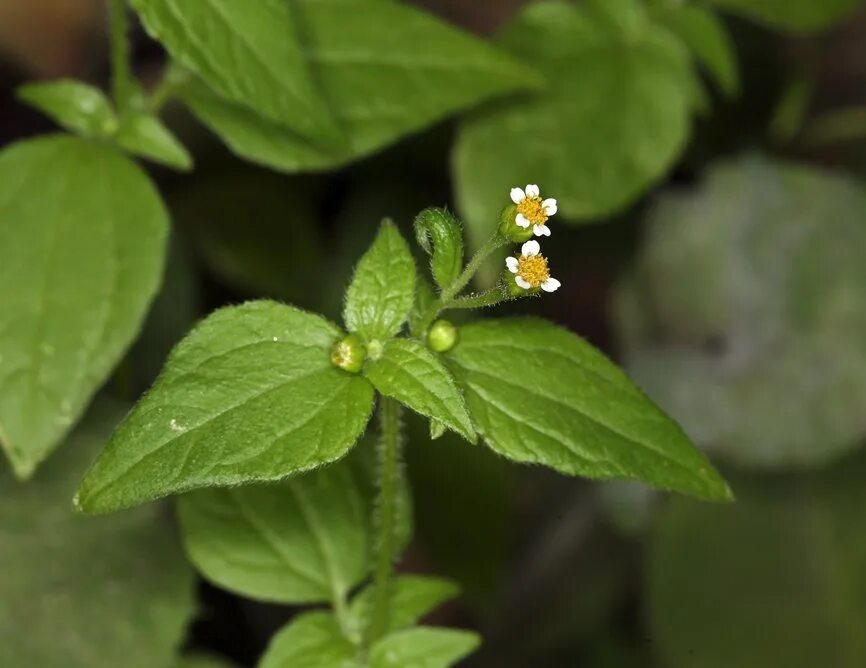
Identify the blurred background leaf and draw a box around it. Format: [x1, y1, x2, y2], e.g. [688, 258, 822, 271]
[0, 400, 195, 668]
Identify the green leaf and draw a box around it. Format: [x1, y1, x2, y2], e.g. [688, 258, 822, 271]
[430, 419, 446, 440]
[178, 0, 537, 172]
[258, 611, 357, 668]
[75, 301, 375, 513]
[348, 575, 460, 637]
[129, 0, 340, 143]
[0, 136, 168, 479]
[613, 156, 866, 470]
[446, 318, 731, 501]
[364, 339, 475, 443]
[178, 455, 373, 605]
[454, 0, 693, 240]
[16, 79, 116, 137]
[655, 5, 739, 97]
[115, 112, 193, 171]
[344, 221, 416, 342]
[414, 208, 464, 291]
[648, 452, 866, 668]
[706, 0, 860, 32]
[0, 401, 195, 668]
[370, 627, 481, 668]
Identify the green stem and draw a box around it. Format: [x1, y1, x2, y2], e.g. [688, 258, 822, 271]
[107, 0, 132, 111]
[367, 396, 403, 645]
[412, 233, 508, 337]
[149, 64, 190, 113]
[443, 289, 507, 311]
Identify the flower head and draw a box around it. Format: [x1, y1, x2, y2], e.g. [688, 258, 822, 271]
[505, 240, 561, 292]
[510, 184, 557, 237]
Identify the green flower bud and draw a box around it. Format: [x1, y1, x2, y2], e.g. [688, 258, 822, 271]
[427, 319, 458, 352]
[331, 334, 366, 373]
[498, 204, 534, 243]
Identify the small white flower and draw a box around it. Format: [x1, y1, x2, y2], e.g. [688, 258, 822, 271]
[510, 184, 558, 237]
[505, 240, 560, 293]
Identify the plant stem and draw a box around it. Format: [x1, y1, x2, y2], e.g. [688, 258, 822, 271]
[444, 289, 507, 311]
[149, 64, 190, 113]
[367, 397, 402, 647]
[367, 396, 403, 645]
[107, 0, 132, 111]
[412, 233, 508, 337]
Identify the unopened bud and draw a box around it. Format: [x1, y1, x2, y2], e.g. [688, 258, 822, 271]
[331, 334, 366, 373]
[427, 319, 458, 352]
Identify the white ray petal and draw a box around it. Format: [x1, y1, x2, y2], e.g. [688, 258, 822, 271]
[510, 187, 525, 204]
[542, 199, 558, 215]
[541, 277, 561, 292]
[534, 224, 551, 237]
[515, 276, 531, 290]
[522, 240, 540, 256]
[505, 256, 519, 273]
[525, 184, 540, 198]
[515, 213, 530, 228]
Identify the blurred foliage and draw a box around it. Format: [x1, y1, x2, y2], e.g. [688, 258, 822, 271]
[615, 156, 866, 470]
[649, 449, 866, 668]
[0, 400, 194, 668]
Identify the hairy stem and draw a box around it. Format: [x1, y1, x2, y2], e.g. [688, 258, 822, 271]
[413, 232, 507, 336]
[107, 0, 132, 111]
[444, 288, 507, 311]
[367, 396, 403, 645]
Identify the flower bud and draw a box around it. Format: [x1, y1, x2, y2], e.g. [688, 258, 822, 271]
[427, 319, 458, 352]
[498, 204, 534, 243]
[331, 334, 366, 373]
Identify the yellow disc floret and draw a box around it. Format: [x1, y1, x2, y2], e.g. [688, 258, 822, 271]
[516, 195, 548, 227]
[517, 253, 550, 288]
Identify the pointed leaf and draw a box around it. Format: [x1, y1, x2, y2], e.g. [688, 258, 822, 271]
[344, 221, 415, 342]
[76, 301, 375, 513]
[0, 136, 168, 478]
[446, 318, 731, 501]
[370, 627, 481, 668]
[17, 80, 116, 137]
[178, 0, 536, 172]
[128, 0, 340, 143]
[0, 401, 195, 668]
[365, 339, 475, 443]
[258, 611, 357, 668]
[115, 112, 193, 171]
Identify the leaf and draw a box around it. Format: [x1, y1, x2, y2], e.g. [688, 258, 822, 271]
[258, 611, 357, 668]
[0, 136, 168, 479]
[75, 301, 375, 513]
[364, 339, 475, 442]
[344, 221, 416, 342]
[706, 0, 860, 32]
[348, 575, 460, 637]
[648, 452, 866, 668]
[128, 0, 340, 143]
[446, 318, 731, 501]
[178, 455, 373, 605]
[115, 112, 193, 171]
[178, 0, 537, 172]
[369, 627, 481, 668]
[0, 401, 195, 668]
[453, 0, 694, 241]
[16, 79, 116, 137]
[655, 5, 739, 97]
[414, 208, 464, 291]
[613, 156, 866, 470]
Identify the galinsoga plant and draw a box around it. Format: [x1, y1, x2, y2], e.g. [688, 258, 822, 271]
[75, 186, 731, 667]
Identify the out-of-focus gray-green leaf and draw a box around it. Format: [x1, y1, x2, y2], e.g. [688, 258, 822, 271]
[0, 401, 195, 668]
[648, 451, 866, 668]
[0, 136, 168, 478]
[454, 0, 694, 244]
[369, 627, 480, 668]
[614, 156, 866, 470]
